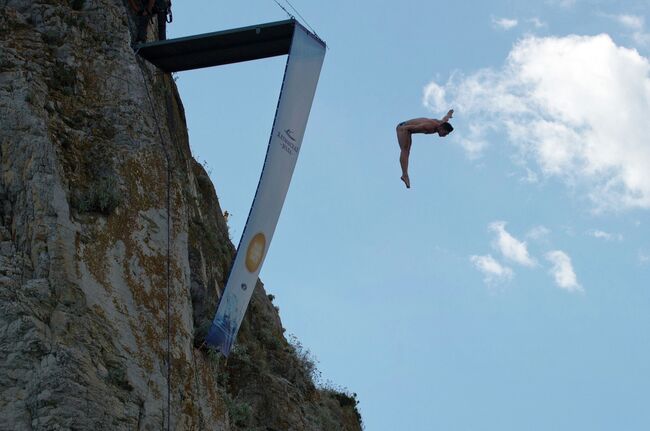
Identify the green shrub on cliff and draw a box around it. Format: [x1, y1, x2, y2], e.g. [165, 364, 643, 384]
[75, 176, 121, 215]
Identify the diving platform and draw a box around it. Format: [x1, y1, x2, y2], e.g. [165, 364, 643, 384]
[136, 19, 312, 72]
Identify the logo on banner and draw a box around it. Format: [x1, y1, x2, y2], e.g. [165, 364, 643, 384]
[284, 128, 296, 141]
[245, 232, 267, 273]
[277, 128, 300, 155]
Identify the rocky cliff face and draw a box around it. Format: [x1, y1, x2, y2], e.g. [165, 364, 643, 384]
[0, 1, 361, 429]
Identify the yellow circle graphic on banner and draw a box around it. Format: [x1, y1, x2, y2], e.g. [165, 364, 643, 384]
[245, 232, 267, 273]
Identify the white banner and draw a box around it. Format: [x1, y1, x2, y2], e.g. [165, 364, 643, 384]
[206, 24, 326, 355]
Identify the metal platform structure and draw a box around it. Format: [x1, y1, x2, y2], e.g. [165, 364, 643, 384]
[136, 19, 322, 72]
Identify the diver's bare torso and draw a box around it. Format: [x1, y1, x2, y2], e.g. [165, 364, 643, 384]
[397, 118, 443, 134]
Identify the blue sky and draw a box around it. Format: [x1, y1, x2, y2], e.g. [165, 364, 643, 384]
[168, 1, 650, 429]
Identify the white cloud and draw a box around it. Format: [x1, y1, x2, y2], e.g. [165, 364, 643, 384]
[424, 34, 650, 211]
[546, 0, 577, 8]
[545, 250, 582, 292]
[422, 81, 448, 113]
[528, 17, 547, 28]
[493, 17, 519, 30]
[489, 221, 537, 267]
[633, 31, 650, 49]
[470, 254, 514, 283]
[527, 225, 551, 240]
[458, 123, 490, 159]
[614, 14, 644, 31]
[517, 167, 540, 183]
[458, 138, 488, 160]
[588, 229, 623, 241]
[639, 251, 650, 265]
[604, 13, 649, 50]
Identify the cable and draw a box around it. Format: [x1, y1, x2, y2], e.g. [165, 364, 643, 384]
[270, 0, 325, 46]
[271, 0, 294, 19]
[122, 2, 174, 428]
[282, 0, 319, 38]
[134, 57, 172, 431]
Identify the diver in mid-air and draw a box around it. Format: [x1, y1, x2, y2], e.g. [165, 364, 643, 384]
[396, 109, 454, 188]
